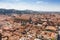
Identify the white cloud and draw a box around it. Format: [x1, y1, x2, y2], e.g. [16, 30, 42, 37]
[0, 2, 60, 11]
[36, 0, 48, 4]
[36, 1, 44, 4]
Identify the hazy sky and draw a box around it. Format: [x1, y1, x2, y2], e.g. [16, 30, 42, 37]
[0, 0, 60, 11]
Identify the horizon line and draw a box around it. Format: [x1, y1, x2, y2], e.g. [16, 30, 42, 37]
[0, 8, 60, 12]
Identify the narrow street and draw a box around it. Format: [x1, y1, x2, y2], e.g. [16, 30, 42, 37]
[0, 33, 2, 40]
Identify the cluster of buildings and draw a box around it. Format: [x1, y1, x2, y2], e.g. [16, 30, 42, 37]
[0, 14, 59, 40]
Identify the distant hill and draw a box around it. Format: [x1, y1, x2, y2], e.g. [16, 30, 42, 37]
[0, 9, 60, 15]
